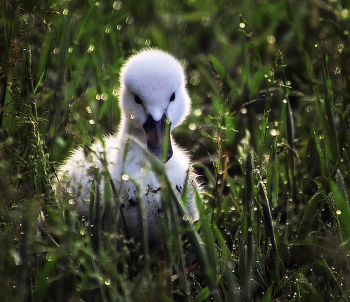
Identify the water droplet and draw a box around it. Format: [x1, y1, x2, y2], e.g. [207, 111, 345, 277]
[126, 16, 134, 25]
[240, 107, 247, 114]
[336, 210, 341, 215]
[239, 23, 245, 29]
[267, 35, 275, 44]
[201, 17, 211, 27]
[69, 199, 75, 205]
[122, 174, 129, 181]
[194, 109, 202, 116]
[46, 252, 55, 261]
[105, 279, 111, 285]
[270, 129, 279, 136]
[180, 59, 188, 68]
[89, 119, 95, 125]
[190, 77, 200, 86]
[113, 1, 122, 10]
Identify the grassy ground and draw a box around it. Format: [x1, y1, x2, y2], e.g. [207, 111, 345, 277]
[1, 0, 350, 301]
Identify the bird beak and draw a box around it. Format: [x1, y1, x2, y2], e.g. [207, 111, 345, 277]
[143, 113, 173, 163]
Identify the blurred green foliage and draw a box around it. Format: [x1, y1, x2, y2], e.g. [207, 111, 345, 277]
[1, 0, 350, 301]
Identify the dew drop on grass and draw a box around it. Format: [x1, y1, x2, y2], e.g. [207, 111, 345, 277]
[46, 252, 55, 261]
[113, 1, 122, 10]
[194, 109, 202, 116]
[122, 174, 129, 181]
[270, 129, 279, 136]
[105, 279, 111, 285]
[336, 210, 341, 215]
[126, 16, 134, 25]
[80, 230, 86, 235]
[69, 199, 75, 205]
[87, 45, 95, 53]
[267, 35, 275, 44]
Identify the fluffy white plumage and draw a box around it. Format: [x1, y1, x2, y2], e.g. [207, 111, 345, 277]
[57, 49, 199, 244]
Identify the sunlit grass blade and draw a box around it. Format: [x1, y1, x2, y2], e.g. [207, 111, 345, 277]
[242, 149, 254, 301]
[33, 258, 58, 302]
[92, 173, 101, 255]
[258, 181, 277, 257]
[313, 129, 327, 177]
[193, 286, 210, 302]
[330, 171, 350, 250]
[322, 55, 340, 165]
[103, 159, 113, 233]
[213, 223, 241, 301]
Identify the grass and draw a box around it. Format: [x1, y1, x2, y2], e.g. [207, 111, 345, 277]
[1, 0, 350, 301]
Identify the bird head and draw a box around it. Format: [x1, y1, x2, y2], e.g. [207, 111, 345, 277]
[119, 49, 191, 162]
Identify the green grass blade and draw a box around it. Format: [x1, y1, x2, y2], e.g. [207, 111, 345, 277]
[330, 172, 350, 250]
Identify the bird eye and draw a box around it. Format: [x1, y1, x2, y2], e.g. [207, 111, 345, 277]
[134, 95, 142, 105]
[169, 92, 175, 102]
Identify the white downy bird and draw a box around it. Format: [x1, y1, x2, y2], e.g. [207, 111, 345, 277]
[57, 49, 199, 246]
